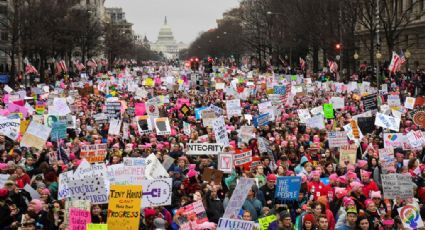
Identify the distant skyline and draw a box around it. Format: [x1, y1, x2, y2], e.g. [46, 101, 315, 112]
[104, 0, 240, 44]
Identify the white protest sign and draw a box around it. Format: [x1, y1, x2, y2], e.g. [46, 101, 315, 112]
[223, 178, 255, 219]
[387, 95, 401, 107]
[107, 164, 145, 185]
[226, 99, 242, 117]
[381, 174, 413, 200]
[145, 153, 169, 179]
[374, 113, 400, 132]
[258, 101, 272, 114]
[146, 101, 159, 117]
[108, 119, 122, 136]
[213, 116, 229, 147]
[0, 174, 9, 187]
[328, 131, 348, 148]
[58, 176, 108, 204]
[201, 110, 216, 128]
[397, 204, 424, 229]
[20, 121, 51, 149]
[183, 121, 191, 135]
[310, 106, 324, 116]
[297, 109, 311, 124]
[49, 98, 71, 116]
[186, 143, 224, 155]
[141, 178, 172, 208]
[406, 130, 425, 149]
[330, 97, 345, 109]
[218, 218, 257, 230]
[307, 114, 325, 130]
[154, 117, 171, 135]
[404, 97, 416, 110]
[0, 116, 20, 140]
[218, 153, 234, 174]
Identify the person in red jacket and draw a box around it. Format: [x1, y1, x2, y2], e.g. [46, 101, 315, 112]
[14, 166, 31, 189]
[308, 170, 329, 200]
[360, 170, 379, 198]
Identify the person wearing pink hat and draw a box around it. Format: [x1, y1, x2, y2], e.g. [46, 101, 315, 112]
[360, 170, 379, 198]
[308, 170, 329, 201]
[364, 198, 382, 229]
[261, 174, 276, 209]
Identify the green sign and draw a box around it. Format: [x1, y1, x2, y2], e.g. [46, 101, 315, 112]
[323, 103, 334, 119]
[259, 215, 277, 230]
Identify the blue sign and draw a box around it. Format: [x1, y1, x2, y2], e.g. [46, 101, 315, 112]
[0, 75, 9, 84]
[320, 177, 330, 185]
[50, 121, 67, 141]
[253, 113, 270, 128]
[275, 176, 301, 201]
[194, 106, 208, 120]
[273, 85, 286, 95]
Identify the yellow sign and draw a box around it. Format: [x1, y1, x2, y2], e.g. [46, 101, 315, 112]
[145, 78, 154, 87]
[20, 119, 30, 134]
[86, 224, 108, 230]
[258, 215, 277, 230]
[107, 185, 142, 230]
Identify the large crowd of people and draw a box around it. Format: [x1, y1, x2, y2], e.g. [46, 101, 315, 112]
[0, 61, 424, 230]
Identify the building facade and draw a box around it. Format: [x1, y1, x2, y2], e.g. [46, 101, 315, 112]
[355, 0, 425, 70]
[150, 17, 186, 59]
[0, 0, 10, 73]
[105, 7, 133, 36]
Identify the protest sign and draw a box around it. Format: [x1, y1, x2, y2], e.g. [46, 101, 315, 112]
[208, 104, 224, 117]
[50, 98, 71, 116]
[239, 126, 255, 144]
[194, 106, 208, 120]
[136, 115, 153, 134]
[80, 144, 107, 163]
[339, 144, 357, 165]
[379, 148, 395, 174]
[107, 164, 145, 185]
[202, 168, 224, 185]
[398, 204, 424, 229]
[275, 176, 301, 201]
[381, 174, 413, 199]
[223, 178, 255, 219]
[202, 110, 216, 128]
[69, 208, 91, 230]
[154, 117, 171, 135]
[374, 113, 400, 131]
[20, 121, 51, 149]
[258, 215, 277, 230]
[253, 113, 270, 128]
[383, 133, 411, 149]
[19, 119, 30, 135]
[0, 116, 20, 140]
[213, 116, 229, 146]
[217, 218, 257, 230]
[141, 178, 172, 208]
[406, 130, 425, 149]
[234, 149, 252, 166]
[58, 176, 108, 204]
[323, 103, 334, 119]
[105, 101, 121, 119]
[108, 119, 121, 136]
[413, 111, 425, 127]
[330, 97, 345, 109]
[218, 153, 234, 173]
[297, 109, 311, 123]
[273, 85, 286, 95]
[258, 101, 272, 114]
[134, 102, 146, 116]
[176, 201, 209, 230]
[186, 143, 224, 155]
[328, 131, 348, 148]
[310, 106, 324, 116]
[50, 121, 67, 141]
[357, 116, 375, 135]
[86, 224, 107, 230]
[107, 185, 142, 230]
[387, 94, 401, 107]
[307, 114, 325, 129]
[362, 94, 378, 111]
[63, 199, 91, 229]
[180, 104, 191, 116]
[405, 97, 416, 110]
[144, 153, 169, 179]
[226, 99, 242, 117]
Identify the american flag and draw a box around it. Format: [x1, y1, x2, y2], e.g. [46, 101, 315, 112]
[87, 59, 98, 68]
[328, 60, 338, 73]
[388, 51, 401, 73]
[25, 63, 38, 75]
[299, 57, 306, 70]
[100, 58, 108, 67]
[73, 60, 85, 71]
[56, 60, 68, 73]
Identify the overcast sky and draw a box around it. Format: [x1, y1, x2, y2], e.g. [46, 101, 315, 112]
[105, 0, 240, 44]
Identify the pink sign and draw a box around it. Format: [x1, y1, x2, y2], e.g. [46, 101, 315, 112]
[69, 208, 91, 230]
[135, 103, 146, 116]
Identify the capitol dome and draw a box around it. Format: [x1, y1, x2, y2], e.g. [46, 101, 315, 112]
[150, 17, 184, 59]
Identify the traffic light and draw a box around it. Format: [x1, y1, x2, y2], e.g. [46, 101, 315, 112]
[335, 43, 341, 50]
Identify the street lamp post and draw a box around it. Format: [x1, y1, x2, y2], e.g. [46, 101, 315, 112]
[405, 49, 411, 72]
[376, 50, 382, 88]
[354, 51, 359, 73]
